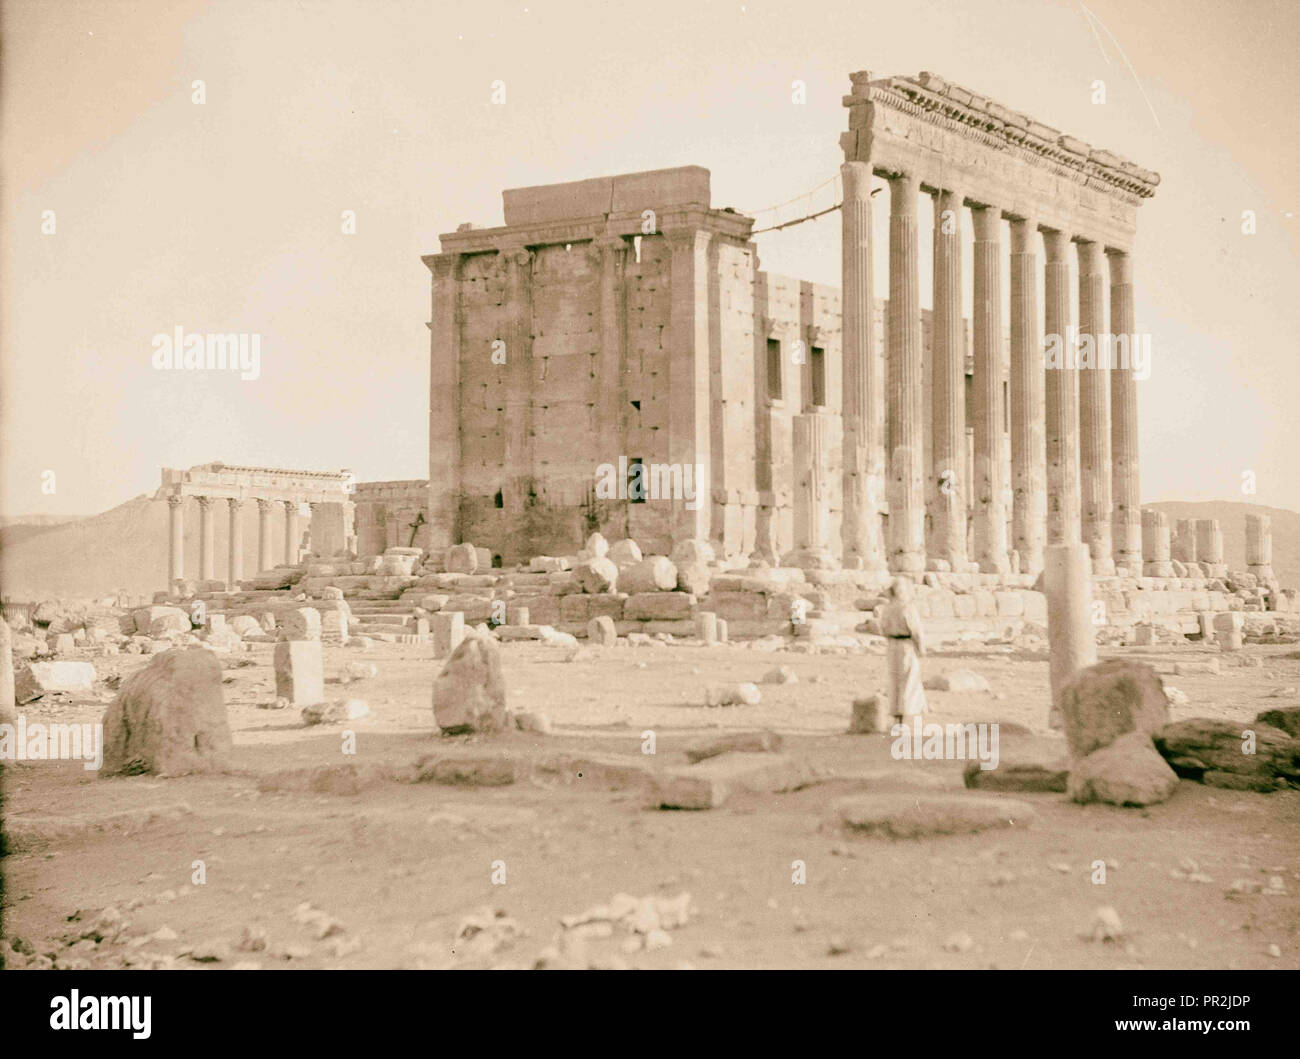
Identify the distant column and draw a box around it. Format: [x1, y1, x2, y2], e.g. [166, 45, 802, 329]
[426, 252, 462, 551]
[887, 172, 924, 573]
[1141, 509, 1173, 577]
[1009, 217, 1046, 577]
[198, 496, 215, 582]
[787, 411, 835, 567]
[167, 495, 185, 586]
[929, 186, 967, 571]
[1171, 519, 1198, 564]
[1043, 229, 1081, 545]
[1108, 249, 1142, 571]
[256, 499, 273, 572]
[1196, 519, 1224, 573]
[972, 205, 1007, 573]
[227, 498, 245, 588]
[1077, 239, 1113, 574]
[840, 161, 886, 571]
[1246, 513, 1274, 580]
[283, 500, 300, 565]
[1043, 542, 1097, 730]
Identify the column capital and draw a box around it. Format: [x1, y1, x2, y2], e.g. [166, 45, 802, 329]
[971, 203, 1001, 240]
[1076, 238, 1105, 272]
[228, 497, 246, 511]
[1009, 216, 1040, 254]
[424, 251, 462, 280]
[197, 495, 214, 511]
[1106, 247, 1133, 283]
[499, 245, 533, 268]
[1042, 228, 1072, 261]
[256, 497, 273, 512]
[166, 494, 184, 508]
[664, 226, 713, 253]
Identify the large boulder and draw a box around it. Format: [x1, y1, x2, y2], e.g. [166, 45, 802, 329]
[583, 532, 610, 559]
[133, 605, 191, 637]
[432, 634, 508, 734]
[1154, 718, 1300, 792]
[1058, 659, 1170, 760]
[574, 557, 618, 594]
[619, 557, 678, 594]
[101, 648, 230, 776]
[1067, 731, 1180, 807]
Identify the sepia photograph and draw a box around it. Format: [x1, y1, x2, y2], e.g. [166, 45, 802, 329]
[0, 0, 1296, 1035]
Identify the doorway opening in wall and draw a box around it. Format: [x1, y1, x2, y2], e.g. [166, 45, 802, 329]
[766, 339, 783, 400]
[494, 489, 504, 509]
[628, 458, 646, 503]
[492, 554, 502, 568]
[810, 346, 826, 407]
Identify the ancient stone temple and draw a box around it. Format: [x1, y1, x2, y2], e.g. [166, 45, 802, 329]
[424, 70, 1161, 577]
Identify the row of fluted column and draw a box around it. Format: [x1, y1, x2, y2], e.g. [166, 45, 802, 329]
[840, 163, 1143, 578]
[166, 496, 304, 588]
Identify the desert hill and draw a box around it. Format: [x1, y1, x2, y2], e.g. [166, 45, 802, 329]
[1146, 500, 1298, 589]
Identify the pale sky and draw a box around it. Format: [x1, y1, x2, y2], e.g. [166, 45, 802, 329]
[2, 0, 1297, 517]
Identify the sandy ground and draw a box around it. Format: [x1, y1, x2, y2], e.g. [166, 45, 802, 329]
[3, 636, 1298, 970]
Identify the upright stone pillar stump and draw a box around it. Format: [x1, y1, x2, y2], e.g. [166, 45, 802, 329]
[1141, 509, 1173, 577]
[1246, 513, 1274, 580]
[1043, 543, 1097, 730]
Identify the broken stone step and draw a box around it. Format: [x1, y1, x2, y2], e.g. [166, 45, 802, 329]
[831, 792, 1038, 838]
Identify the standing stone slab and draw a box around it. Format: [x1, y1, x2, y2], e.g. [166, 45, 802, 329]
[433, 611, 466, 659]
[274, 640, 325, 706]
[586, 615, 617, 647]
[432, 634, 508, 734]
[101, 648, 230, 776]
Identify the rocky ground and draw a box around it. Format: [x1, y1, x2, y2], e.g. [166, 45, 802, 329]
[3, 635, 1298, 970]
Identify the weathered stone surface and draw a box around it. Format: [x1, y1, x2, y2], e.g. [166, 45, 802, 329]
[964, 750, 1069, 792]
[586, 615, 617, 646]
[14, 660, 96, 702]
[762, 665, 798, 685]
[607, 539, 642, 566]
[1154, 718, 1300, 791]
[139, 606, 191, 637]
[675, 562, 711, 596]
[1255, 705, 1300, 738]
[574, 557, 618, 594]
[624, 592, 694, 621]
[302, 699, 370, 725]
[584, 532, 609, 559]
[1059, 659, 1170, 759]
[923, 668, 991, 693]
[445, 543, 478, 574]
[694, 611, 718, 645]
[832, 792, 1037, 838]
[229, 615, 261, 637]
[101, 648, 230, 776]
[849, 695, 886, 733]
[432, 634, 508, 734]
[1067, 731, 1179, 806]
[619, 557, 678, 594]
[653, 752, 816, 809]
[705, 683, 761, 707]
[670, 539, 715, 567]
[684, 730, 783, 763]
[281, 607, 321, 641]
[0, 616, 15, 722]
[274, 640, 324, 706]
[433, 611, 465, 659]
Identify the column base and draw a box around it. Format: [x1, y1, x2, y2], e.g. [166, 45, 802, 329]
[1143, 561, 1174, 577]
[781, 548, 839, 571]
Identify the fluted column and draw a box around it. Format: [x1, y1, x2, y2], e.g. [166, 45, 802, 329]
[256, 498, 273, 573]
[1077, 239, 1113, 574]
[1009, 217, 1046, 576]
[426, 252, 462, 552]
[595, 234, 628, 536]
[788, 411, 835, 567]
[887, 172, 924, 573]
[1107, 249, 1141, 571]
[1196, 519, 1224, 573]
[666, 227, 713, 543]
[1246, 513, 1274, 580]
[197, 496, 215, 581]
[1141, 509, 1172, 577]
[227, 498, 245, 588]
[840, 161, 886, 571]
[1171, 518, 1197, 564]
[972, 205, 1007, 573]
[283, 500, 300, 565]
[1043, 229, 1081, 545]
[928, 187, 967, 571]
[167, 495, 184, 585]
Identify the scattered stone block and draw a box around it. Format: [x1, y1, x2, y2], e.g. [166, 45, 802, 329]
[432, 635, 508, 734]
[964, 752, 1069, 793]
[923, 668, 991, 693]
[716, 619, 728, 643]
[831, 793, 1037, 838]
[101, 648, 230, 776]
[620, 556, 678, 594]
[1154, 718, 1300, 791]
[513, 710, 552, 734]
[14, 660, 96, 702]
[762, 665, 797, 685]
[705, 683, 761, 707]
[607, 539, 642, 566]
[574, 556, 618, 594]
[229, 615, 261, 637]
[684, 730, 783, 763]
[302, 699, 370, 725]
[1255, 705, 1300, 738]
[274, 640, 325, 706]
[282, 607, 321, 641]
[849, 695, 886, 734]
[445, 543, 478, 574]
[675, 562, 711, 596]
[695, 612, 718, 645]
[586, 615, 617, 647]
[1059, 659, 1170, 759]
[584, 532, 609, 558]
[1068, 731, 1179, 806]
[624, 592, 694, 621]
[653, 752, 815, 809]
